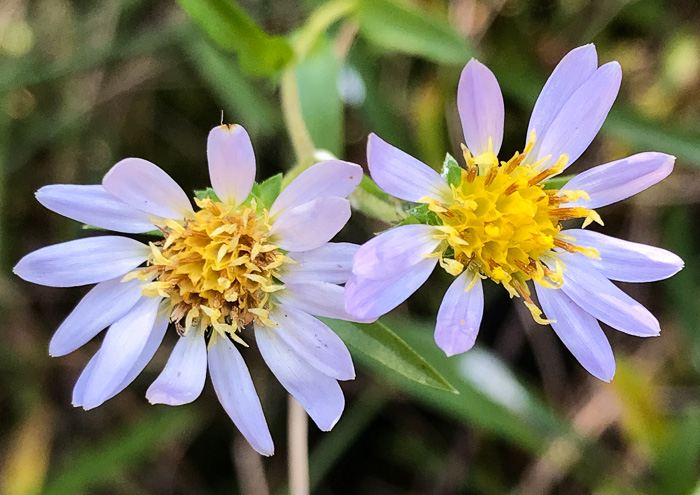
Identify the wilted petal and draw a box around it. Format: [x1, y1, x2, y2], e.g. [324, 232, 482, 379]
[207, 124, 256, 206]
[81, 296, 162, 409]
[270, 160, 362, 219]
[435, 271, 484, 357]
[559, 252, 660, 337]
[527, 45, 598, 158]
[367, 133, 451, 203]
[563, 152, 674, 209]
[208, 337, 274, 456]
[536, 285, 615, 381]
[103, 158, 194, 219]
[49, 277, 143, 357]
[147, 328, 207, 406]
[270, 305, 355, 380]
[458, 59, 505, 156]
[534, 62, 622, 170]
[36, 184, 156, 233]
[280, 243, 358, 284]
[562, 229, 683, 282]
[256, 325, 344, 431]
[345, 257, 438, 320]
[14, 236, 149, 287]
[270, 197, 350, 252]
[352, 224, 441, 280]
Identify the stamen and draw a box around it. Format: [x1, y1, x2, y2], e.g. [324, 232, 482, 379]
[127, 197, 287, 340]
[430, 134, 602, 325]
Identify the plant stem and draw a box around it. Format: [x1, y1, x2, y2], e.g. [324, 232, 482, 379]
[288, 396, 309, 495]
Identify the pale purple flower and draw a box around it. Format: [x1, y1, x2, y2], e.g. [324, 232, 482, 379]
[14, 124, 364, 455]
[345, 45, 683, 382]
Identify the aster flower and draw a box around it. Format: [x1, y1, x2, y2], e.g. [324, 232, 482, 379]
[345, 45, 683, 381]
[14, 124, 364, 455]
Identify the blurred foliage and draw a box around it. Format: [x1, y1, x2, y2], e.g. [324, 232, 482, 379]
[1, 0, 700, 494]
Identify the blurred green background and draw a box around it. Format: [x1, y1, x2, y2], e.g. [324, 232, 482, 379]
[2, 0, 700, 494]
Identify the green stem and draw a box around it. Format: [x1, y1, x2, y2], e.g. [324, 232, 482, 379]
[280, 67, 316, 172]
[280, 0, 358, 188]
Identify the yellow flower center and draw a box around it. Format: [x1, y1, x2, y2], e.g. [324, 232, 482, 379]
[423, 137, 600, 323]
[127, 197, 286, 344]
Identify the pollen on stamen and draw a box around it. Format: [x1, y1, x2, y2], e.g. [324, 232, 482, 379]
[127, 197, 288, 342]
[424, 133, 602, 323]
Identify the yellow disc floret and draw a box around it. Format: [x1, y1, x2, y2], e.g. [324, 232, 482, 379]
[422, 136, 600, 324]
[126, 197, 287, 343]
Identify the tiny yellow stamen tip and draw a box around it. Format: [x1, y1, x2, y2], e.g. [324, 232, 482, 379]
[524, 301, 554, 325]
[439, 257, 464, 276]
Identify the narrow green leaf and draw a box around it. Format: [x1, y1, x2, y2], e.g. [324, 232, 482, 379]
[177, 0, 294, 76]
[603, 109, 700, 167]
[42, 407, 201, 495]
[295, 37, 343, 156]
[324, 318, 458, 394]
[355, 0, 472, 65]
[184, 39, 279, 136]
[491, 57, 700, 167]
[441, 153, 462, 187]
[251, 173, 283, 208]
[377, 318, 598, 457]
[309, 385, 389, 491]
[655, 409, 700, 495]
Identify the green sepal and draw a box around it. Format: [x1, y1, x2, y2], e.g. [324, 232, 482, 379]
[441, 152, 463, 188]
[194, 187, 221, 202]
[249, 173, 283, 209]
[542, 174, 573, 190]
[407, 203, 441, 226]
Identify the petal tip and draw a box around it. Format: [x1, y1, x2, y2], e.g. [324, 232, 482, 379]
[48, 341, 64, 358]
[594, 362, 616, 383]
[217, 123, 240, 132]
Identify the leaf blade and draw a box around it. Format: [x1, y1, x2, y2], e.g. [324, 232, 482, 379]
[177, 0, 294, 76]
[324, 318, 458, 394]
[355, 0, 472, 65]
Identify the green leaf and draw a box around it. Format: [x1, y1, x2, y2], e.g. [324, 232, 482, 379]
[377, 318, 589, 454]
[441, 153, 462, 187]
[324, 318, 458, 394]
[603, 108, 700, 168]
[194, 187, 220, 201]
[177, 0, 294, 76]
[184, 39, 279, 136]
[295, 37, 343, 156]
[42, 407, 201, 495]
[355, 0, 472, 65]
[250, 173, 283, 208]
[490, 53, 700, 168]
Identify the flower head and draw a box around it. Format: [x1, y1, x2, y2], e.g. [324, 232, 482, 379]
[345, 45, 683, 381]
[14, 124, 364, 455]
